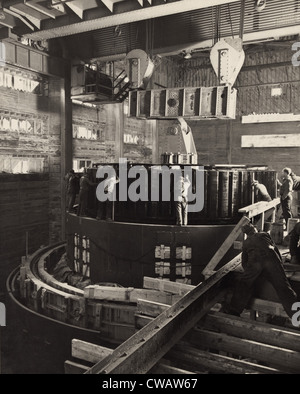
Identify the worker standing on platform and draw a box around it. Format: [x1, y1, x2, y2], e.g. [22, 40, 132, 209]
[289, 222, 300, 265]
[222, 221, 298, 319]
[277, 167, 294, 230]
[65, 169, 80, 212]
[290, 171, 300, 192]
[174, 173, 191, 226]
[77, 170, 96, 217]
[96, 174, 119, 220]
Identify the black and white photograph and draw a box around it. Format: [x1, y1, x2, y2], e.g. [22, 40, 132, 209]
[0, 0, 300, 379]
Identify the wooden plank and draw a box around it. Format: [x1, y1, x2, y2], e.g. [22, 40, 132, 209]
[136, 308, 300, 362]
[134, 313, 283, 374]
[206, 252, 243, 277]
[241, 134, 300, 147]
[187, 328, 300, 373]
[72, 339, 113, 364]
[99, 322, 136, 342]
[168, 343, 283, 374]
[248, 298, 288, 318]
[64, 360, 89, 374]
[71, 339, 194, 374]
[238, 198, 280, 218]
[136, 299, 169, 317]
[150, 362, 196, 375]
[242, 114, 300, 123]
[143, 277, 195, 295]
[84, 257, 240, 374]
[135, 313, 154, 329]
[84, 286, 134, 301]
[200, 311, 300, 352]
[201, 215, 249, 278]
[132, 289, 173, 304]
[255, 208, 274, 232]
[84, 285, 174, 304]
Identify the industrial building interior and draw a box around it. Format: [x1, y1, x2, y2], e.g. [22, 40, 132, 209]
[1, 0, 300, 375]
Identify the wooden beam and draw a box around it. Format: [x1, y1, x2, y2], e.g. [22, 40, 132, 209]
[84, 285, 134, 302]
[72, 339, 113, 364]
[242, 134, 300, 147]
[149, 362, 196, 375]
[83, 285, 174, 304]
[136, 299, 169, 317]
[168, 343, 284, 374]
[143, 277, 195, 295]
[136, 309, 300, 354]
[248, 298, 288, 318]
[64, 360, 89, 374]
[135, 313, 153, 329]
[255, 208, 274, 232]
[71, 339, 194, 374]
[187, 328, 300, 373]
[238, 198, 280, 218]
[201, 216, 249, 278]
[200, 311, 300, 352]
[242, 114, 300, 123]
[134, 314, 285, 374]
[84, 258, 239, 374]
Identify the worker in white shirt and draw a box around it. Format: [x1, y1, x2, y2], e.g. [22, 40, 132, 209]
[174, 173, 191, 226]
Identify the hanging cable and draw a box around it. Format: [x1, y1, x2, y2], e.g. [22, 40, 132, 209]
[239, 0, 245, 41]
[211, 6, 215, 45]
[215, 5, 221, 44]
[145, 20, 149, 54]
[151, 18, 154, 58]
[227, 3, 234, 39]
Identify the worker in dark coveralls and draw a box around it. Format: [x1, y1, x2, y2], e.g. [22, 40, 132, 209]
[290, 222, 300, 265]
[65, 169, 79, 212]
[77, 171, 96, 217]
[252, 180, 272, 202]
[96, 174, 119, 220]
[222, 221, 298, 319]
[277, 167, 293, 229]
[290, 171, 300, 191]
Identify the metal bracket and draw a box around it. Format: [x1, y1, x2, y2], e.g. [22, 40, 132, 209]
[210, 38, 245, 86]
